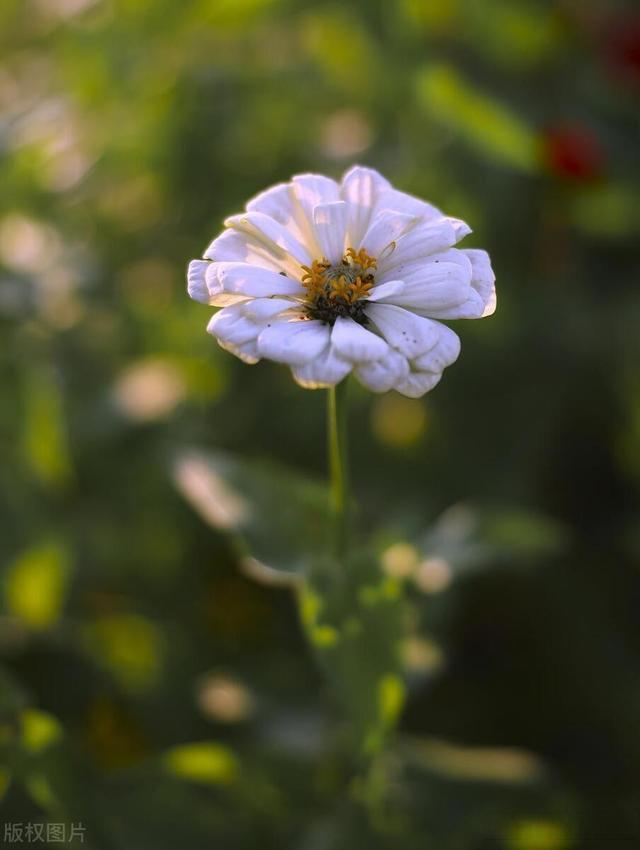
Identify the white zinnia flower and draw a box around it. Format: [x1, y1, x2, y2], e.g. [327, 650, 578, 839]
[187, 167, 496, 398]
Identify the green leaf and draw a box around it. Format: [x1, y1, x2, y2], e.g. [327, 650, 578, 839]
[22, 365, 72, 489]
[300, 550, 406, 757]
[416, 63, 538, 171]
[81, 614, 164, 693]
[173, 449, 330, 579]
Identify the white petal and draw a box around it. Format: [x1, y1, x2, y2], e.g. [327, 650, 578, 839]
[366, 279, 405, 302]
[426, 293, 486, 320]
[292, 345, 352, 389]
[245, 182, 291, 220]
[463, 249, 496, 317]
[394, 370, 443, 398]
[373, 186, 443, 222]
[421, 248, 493, 319]
[291, 174, 340, 253]
[411, 322, 461, 372]
[313, 201, 348, 264]
[204, 228, 283, 272]
[225, 211, 311, 267]
[218, 338, 261, 364]
[240, 298, 299, 321]
[246, 182, 308, 245]
[391, 248, 472, 286]
[208, 305, 262, 346]
[450, 219, 472, 240]
[256, 318, 331, 365]
[292, 174, 341, 221]
[187, 261, 248, 307]
[205, 263, 249, 307]
[365, 303, 439, 358]
[340, 165, 391, 247]
[359, 210, 417, 259]
[187, 260, 210, 304]
[331, 316, 388, 362]
[381, 260, 472, 313]
[218, 263, 305, 298]
[354, 349, 409, 393]
[377, 219, 459, 276]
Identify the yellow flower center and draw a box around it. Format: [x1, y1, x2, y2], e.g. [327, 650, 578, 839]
[300, 248, 377, 325]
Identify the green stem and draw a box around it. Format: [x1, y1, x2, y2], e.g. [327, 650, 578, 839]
[327, 379, 350, 562]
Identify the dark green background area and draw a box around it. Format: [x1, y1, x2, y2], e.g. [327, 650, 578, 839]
[1, 0, 639, 847]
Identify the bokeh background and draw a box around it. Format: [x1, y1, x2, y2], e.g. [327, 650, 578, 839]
[1, 0, 640, 847]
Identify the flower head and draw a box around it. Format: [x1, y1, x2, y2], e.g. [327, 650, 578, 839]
[187, 167, 495, 397]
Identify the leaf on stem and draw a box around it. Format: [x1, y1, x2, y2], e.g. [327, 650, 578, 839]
[173, 449, 330, 581]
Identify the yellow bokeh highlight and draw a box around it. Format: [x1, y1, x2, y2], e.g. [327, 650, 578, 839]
[381, 542, 421, 578]
[312, 625, 340, 648]
[378, 674, 405, 727]
[372, 393, 427, 448]
[21, 709, 62, 753]
[507, 819, 573, 850]
[365, 673, 406, 755]
[4, 541, 70, 630]
[163, 741, 238, 786]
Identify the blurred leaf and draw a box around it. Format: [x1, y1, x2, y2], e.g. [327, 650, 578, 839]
[301, 11, 378, 96]
[23, 772, 59, 812]
[416, 63, 537, 171]
[174, 449, 329, 579]
[194, 0, 281, 29]
[463, 0, 564, 69]
[404, 736, 545, 784]
[20, 709, 62, 754]
[82, 615, 163, 693]
[412, 503, 570, 584]
[400, 0, 459, 34]
[4, 541, 70, 630]
[22, 366, 72, 488]
[163, 741, 238, 786]
[506, 819, 573, 850]
[300, 551, 406, 757]
[483, 509, 569, 557]
[570, 183, 640, 240]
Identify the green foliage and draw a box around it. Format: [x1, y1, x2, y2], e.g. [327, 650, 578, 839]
[416, 64, 538, 172]
[175, 449, 407, 762]
[301, 550, 406, 759]
[1, 0, 639, 846]
[174, 449, 330, 578]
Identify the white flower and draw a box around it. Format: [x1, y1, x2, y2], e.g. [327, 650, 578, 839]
[187, 167, 495, 397]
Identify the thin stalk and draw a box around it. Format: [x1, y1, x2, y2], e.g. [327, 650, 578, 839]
[327, 379, 350, 562]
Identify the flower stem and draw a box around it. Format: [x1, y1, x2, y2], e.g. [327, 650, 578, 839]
[327, 379, 350, 563]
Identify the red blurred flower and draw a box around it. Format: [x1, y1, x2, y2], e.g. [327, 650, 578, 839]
[542, 123, 604, 181]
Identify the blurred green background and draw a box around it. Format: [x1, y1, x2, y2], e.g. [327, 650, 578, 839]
[1, 0, 639, 847]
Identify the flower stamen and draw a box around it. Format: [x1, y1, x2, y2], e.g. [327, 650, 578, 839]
[300, 248, 377, 325]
